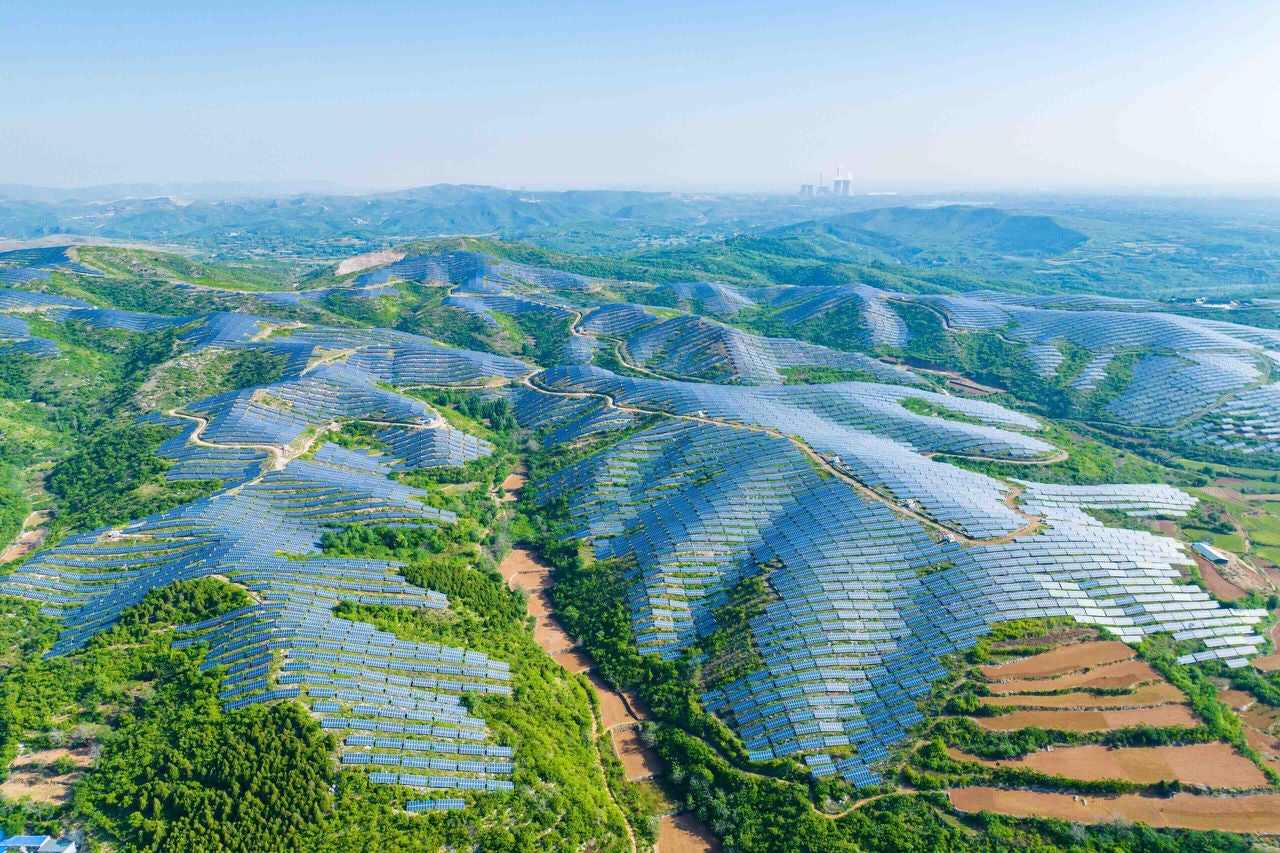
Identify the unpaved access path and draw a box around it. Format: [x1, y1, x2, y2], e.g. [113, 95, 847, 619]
[498, 540, 715, 853]
[0, 467, 52, 565]
[0, 509, 51, 564]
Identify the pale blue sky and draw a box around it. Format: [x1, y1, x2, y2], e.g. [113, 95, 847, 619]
[2, 1, 1278, 190]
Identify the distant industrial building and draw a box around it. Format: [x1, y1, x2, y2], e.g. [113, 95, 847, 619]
[800, 166, 853, 197]
[832, 166, 852, 196]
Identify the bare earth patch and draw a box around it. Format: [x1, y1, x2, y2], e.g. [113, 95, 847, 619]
[974, 705, 1198, 732]
[9, 747, 92, 770]
[1, 748, 91, 805]
[612, 727, 662, 781]
[500, 473, 527, 502]
[949, 743, 1265, 788]
[0, 510, 51, 565]
[658, 812, 721, 853]
[950, 787, 1280, 833]
[594, 674, 641, 730]
[1194, 555, 1247, 601]
[0, 771, 73, 805]
[498, 546, 550, 586]
[334, 249, 406, 276]
[554, 649, 594, 674]
[980, 641, 1135, 680]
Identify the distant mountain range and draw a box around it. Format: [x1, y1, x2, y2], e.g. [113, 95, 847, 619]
[0, 180, 359, 202]
[0, 183, 880, 256]
[3, 183, 1280, 297]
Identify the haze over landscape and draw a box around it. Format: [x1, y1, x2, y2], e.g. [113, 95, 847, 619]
[5, 4, 1280, 853]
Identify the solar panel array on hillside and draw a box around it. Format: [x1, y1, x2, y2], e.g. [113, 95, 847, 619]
[6, 243, 1279, 802]
[578, 303, 661, 336]
[541, 418, 1266, 780]
[772, 285, 909, 348]
[1177, 380, 1280, 455]
[966, 290, 1160, 312]
[443, 293, 577, 327]
[353, 250, 590, 295]
[4, 385, 517, 807]
[0, 313, 59, 358]
[1105, 351, 1260, 427]
[666, 281, 756, 317]
[540, 365, 1048, 538]
[560, 334, 601, 364]
[490, 386, 638, 444]
[0, 287, 87, 311]
[624, 315, 920, 385]
[56, 307, 190, 333]
[375, 425, 494, 469]
[0, 246, 102, 277]
[0, 269, 52, 285]
[732, 283, 1279, 441]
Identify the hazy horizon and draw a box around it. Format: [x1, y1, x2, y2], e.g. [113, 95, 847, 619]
[6, 178, 1280, 202]
[4, 1, 1278, 191]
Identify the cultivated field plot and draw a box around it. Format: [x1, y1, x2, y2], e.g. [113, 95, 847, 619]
[985, 658, 1161, 695]
[973, 705, 1200, 732]
[950, 742, 1266, 788]
[928, 631, 1280, 834]
[979, 640, 1136, 680]
[973, 640, 1196, 729]
[979, 682, 1185, 709]
[950, 787, 1280, 834]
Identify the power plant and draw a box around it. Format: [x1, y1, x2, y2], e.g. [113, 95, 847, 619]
[801, 166, 853, 197]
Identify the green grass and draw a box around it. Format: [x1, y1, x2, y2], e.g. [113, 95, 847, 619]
[78, 246, 296, 292]
[1245, 512, 1280, 542]
[1182, 527, 1246, 553]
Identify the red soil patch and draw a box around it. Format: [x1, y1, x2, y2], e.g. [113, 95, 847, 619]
[1217, 688, 1257, 711]
[612, 727, 662, 780]
[501, 549, 577, 653]
[974, 705, 1198, 733]
[981, 641, 1134, 681]
[498, 547, 550, 586]
[949, 743, 1265, 788]
[1244, 726, 1280, 762]
[525, 588, 575, 653]
[1241, 702, 1280, 732]
[658, 812, 721, 853]
[1203, 484, 1247, 503]
[980, 682, 1185, 710]
[950, 787, 1280, 833]
[500, 473, 526, 502]
[554, 649, 594, 674]
[594, 673, 641, 730]
[0, 510, 51, 564]
[987, 659, 1161, 695]
[1194, 555, 1247, 602]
